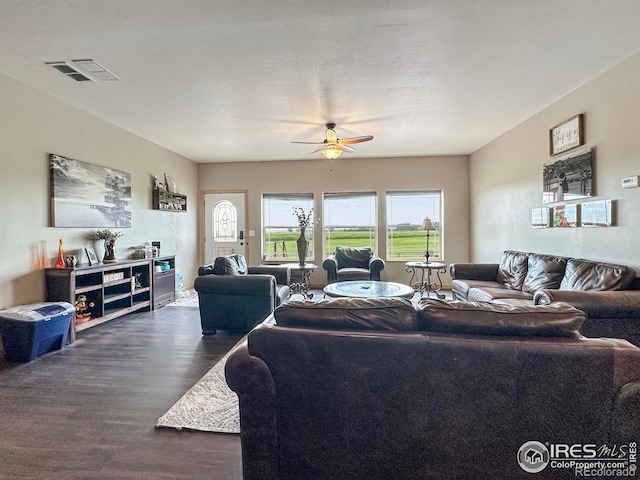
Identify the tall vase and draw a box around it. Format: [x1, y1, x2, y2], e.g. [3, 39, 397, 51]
[296, 228, 308, 266]
[103, 239, 118, 263]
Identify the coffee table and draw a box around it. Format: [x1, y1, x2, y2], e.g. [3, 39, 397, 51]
[323, 280, 415, 299]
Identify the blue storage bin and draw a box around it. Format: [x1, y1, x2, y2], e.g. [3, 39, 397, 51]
[0, 302, 74, 362]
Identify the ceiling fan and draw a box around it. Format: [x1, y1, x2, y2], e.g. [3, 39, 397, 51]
[291, 123, 373, 160]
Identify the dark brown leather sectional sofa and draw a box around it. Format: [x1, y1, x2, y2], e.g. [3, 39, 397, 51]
[226, 297, 640, 479]
[451, 250, 640, 346]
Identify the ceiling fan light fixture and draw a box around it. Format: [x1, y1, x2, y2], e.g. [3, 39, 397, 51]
[322, 146, 342, 160]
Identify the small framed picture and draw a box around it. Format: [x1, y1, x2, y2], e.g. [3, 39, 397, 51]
[164, 173, 177, 193]
[85, 247, 99, 265]
[531, 207, 551, 228]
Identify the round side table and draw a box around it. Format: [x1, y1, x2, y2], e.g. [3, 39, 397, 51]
[405, 261, 447, 299]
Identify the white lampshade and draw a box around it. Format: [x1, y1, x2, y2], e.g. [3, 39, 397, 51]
[322, 146, 342, 160]
[421, 218, 435, 231]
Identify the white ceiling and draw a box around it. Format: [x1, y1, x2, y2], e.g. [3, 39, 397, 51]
[1, 1, 639, 163]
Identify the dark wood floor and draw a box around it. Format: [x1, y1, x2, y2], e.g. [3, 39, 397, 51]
[0, 305, 244, 480]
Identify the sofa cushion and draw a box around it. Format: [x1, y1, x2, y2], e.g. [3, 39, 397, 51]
[417, 299, 585, 338]
[274, 297, 418, 331]
[559, 259, 636, 291]
[214, 254, 248, 276]
[467, 287, 534, 303]
[522, 253, 568, 294]
[335, 246, 373, 269]
[451, 279, 504, 301]
[496, 250, 529, 290]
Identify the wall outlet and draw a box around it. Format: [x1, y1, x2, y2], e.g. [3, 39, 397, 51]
[621, 175, 639, 188]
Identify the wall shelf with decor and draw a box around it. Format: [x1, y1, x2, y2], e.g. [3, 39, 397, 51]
[152, 189, 187, 212]
[45, 259, 154, 342]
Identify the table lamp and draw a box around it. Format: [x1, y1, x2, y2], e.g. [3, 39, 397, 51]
[421, 217, 435, 263]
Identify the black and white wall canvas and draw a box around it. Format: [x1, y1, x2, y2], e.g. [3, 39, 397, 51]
[542, 149, 593, 203]
[50, 154, 132, 227]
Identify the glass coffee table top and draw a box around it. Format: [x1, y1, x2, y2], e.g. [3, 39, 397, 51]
[323, 280, 415, 299]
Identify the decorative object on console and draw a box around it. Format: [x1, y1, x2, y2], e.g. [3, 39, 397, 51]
[420, 217, 436, 263]
[74, 294, 94, 324]
[543, 149, 592, 203]
[49, 154, 132, 228]
[64, 255, 77, 268]
[549, 114, 584, 156]
[56, 239, 66, 268]
[293, 207, 313, 266]
[94, 228, 123, 263]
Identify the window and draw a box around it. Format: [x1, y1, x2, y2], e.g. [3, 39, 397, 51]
[323, 192, 377, 256]
[262, 193, 314, 261]
[386, 191, 442, 261]
[213, 201, 237, 241]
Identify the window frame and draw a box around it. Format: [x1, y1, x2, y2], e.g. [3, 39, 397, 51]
[322, 191, 378, 257]
[262, 193, 314, 262]
[386, 190, 443, 262]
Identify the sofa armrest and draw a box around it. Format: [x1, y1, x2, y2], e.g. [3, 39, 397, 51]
[225, 337, 279, 480]
[449, 263, 499, 281]
[368, 255, 385, 279]
[534, 289, 640, 319]
[611, 380, 640, 442]
[197, 263, 216, 276]
[248, 265, 291, 285]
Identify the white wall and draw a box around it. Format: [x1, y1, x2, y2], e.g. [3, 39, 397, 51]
[469, 52, 640, 270]
[198, 155, 471, 287]
[0, 73, 199, 309]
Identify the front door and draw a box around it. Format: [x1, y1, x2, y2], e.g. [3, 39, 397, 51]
[203, 192, 247, 265]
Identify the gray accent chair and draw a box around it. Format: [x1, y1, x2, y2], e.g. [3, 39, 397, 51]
[322, 246, 384, 284]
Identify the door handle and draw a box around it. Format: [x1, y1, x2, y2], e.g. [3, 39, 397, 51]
[239, 230, 244, 240]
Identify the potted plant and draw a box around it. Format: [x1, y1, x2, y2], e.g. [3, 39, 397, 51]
[94, 229, 124, 263]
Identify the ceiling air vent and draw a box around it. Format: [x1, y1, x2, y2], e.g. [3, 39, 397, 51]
[46, 59, 120, 82]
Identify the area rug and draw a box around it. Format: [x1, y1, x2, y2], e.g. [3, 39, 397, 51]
[155, 338, 243, 434]
[167, 289, 199, 307]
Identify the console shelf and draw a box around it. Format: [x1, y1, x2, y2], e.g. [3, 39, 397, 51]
[45, 256, 176, 342]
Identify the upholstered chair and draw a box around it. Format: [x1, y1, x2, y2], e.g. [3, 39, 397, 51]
[322, 246, 384, 284]
[194, 254, 290, 335]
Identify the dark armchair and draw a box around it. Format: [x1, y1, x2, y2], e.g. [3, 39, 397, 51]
[322, 246, 385, 284]
[194, 254, 291, 335]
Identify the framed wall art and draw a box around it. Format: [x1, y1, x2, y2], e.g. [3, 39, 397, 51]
[549, 114, 584, 156]
[581, 199, 612, 227]
[531, 207, 551, 228]
[552, 204, 578, 228]
[50, 154, 132, 228]
[542, 149, 592, 203]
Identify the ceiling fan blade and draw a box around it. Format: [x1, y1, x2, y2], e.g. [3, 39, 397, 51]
[291, 141, 327, 145]
[340, 135, 374, 145]
[308, 146, 329, 154]
[338, 145, 356, 153]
